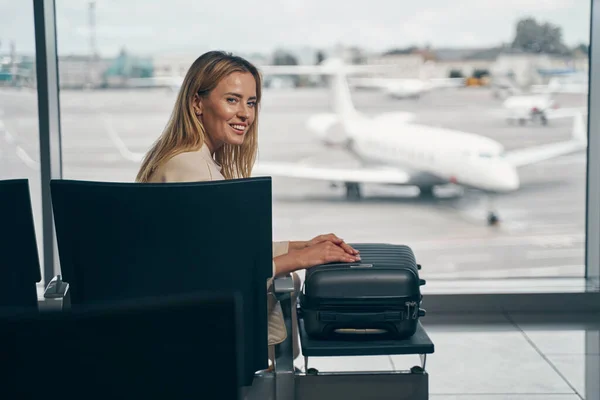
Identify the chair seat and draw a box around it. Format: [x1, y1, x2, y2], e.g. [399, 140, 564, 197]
[298, 318, 434, 357]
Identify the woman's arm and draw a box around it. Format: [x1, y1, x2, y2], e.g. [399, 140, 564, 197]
[273, 241, 361, 277]
[273, 241, 290, 257]
[288, 241, 308, 251]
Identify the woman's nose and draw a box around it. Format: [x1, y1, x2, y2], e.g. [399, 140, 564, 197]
[238, 107, 250, 119]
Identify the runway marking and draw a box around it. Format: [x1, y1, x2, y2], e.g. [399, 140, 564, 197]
[80, 95, 145, 164]
[434, 253, 493, 264]
[409, 233, 584, 250]
[423, 264, 584, 279]
[0, 116, 39, 170]
[525, 248, 584, 260]
[100, 112, 144, 162]
[423, 277, 587, 294]
[15, 146, 39, 169]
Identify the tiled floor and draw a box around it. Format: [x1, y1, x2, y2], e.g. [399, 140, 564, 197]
[294, 313, 600, 399]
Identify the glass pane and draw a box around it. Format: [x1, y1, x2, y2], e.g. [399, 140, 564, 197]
[0, 1, 43, 277]
[55, 1, 591, 289]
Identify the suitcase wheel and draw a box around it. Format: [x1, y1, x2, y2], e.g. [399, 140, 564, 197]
[410, 366, 424, 374]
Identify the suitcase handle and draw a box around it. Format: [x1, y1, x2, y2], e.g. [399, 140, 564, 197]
[319, 311, 403, 323]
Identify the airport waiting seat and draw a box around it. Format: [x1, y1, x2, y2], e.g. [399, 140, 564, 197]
[46, 177, 276, 389]
[0, 179, 42, 315]
[1, 292, 244, 399]
[46, 177, 433, 400]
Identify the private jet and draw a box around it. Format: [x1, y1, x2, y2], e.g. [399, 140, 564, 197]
[253, 59, 588, 226]
[501, 93, 586, 126]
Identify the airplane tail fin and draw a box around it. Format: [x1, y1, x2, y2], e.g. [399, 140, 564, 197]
[572, 111, 588, 146]
[260, 60, 394, 132]
[330, 64, 358, 118]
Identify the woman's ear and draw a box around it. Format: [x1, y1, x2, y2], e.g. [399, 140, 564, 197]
[192, 93, 203, 116]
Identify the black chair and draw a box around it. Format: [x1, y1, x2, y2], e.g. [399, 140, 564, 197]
[0, 179, 41, 314]
[48, 177, 275, 387]
[1, 292, 243, 399]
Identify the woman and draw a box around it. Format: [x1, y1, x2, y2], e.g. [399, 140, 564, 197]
[135, 50, 360, 367]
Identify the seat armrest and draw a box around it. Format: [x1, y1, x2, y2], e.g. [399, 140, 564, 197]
[272, 276, 294, 302]
[43, 275, 69, 299]
[272, 275, 296, 396]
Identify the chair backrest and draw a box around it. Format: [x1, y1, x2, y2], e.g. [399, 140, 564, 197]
[0, 179, 41, 313]
[1, 292, 243, 399]
[50, 177, 273, 386]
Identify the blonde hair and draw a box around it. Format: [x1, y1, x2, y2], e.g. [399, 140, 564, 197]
[136, 51, 262, 182]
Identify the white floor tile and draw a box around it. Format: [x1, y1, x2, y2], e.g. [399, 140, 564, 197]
[547, 354, 600, 399]
[410, 330, 576, 395]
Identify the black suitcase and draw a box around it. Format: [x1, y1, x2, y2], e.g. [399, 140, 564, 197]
[299, 243, 426, 340]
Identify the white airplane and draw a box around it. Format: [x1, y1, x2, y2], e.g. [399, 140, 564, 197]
[501, 94, 586, 126]
[349, 76, 464, 99]
[502, 94, 556, 125]
[253, 59, 588, 225]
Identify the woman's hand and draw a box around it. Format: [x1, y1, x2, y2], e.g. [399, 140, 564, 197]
[274, 241, 361, 276]
[290, 233, 359, 256]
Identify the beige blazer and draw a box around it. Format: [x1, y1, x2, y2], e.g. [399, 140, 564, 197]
[148, 145, 289, 345]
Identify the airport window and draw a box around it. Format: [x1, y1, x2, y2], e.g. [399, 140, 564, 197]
[7, 0, 586, 294]
[0, 2, 45, 278]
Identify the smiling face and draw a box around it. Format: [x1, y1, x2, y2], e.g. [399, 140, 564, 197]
[193, 71, 257, 153]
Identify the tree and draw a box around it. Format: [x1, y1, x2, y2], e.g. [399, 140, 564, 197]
[573, 43, 589, 56]
[316, 51, 325, 65]
[511, 17, 569, 55]
[383, 46, 418, 56]
[271, 49, 299, 87]
[272, 50, 299, 66]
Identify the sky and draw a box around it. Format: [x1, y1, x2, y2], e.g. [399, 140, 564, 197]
[0, 0, 592, 57]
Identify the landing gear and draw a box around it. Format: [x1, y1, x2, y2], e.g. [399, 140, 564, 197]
[487, 211, 499, 226]
[532, 111, 548, 126]
[345, 182, 362, 201]
[486, 195, 500, 226]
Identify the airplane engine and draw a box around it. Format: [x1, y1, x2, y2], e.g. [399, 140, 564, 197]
[306, 113, 348, 147]
[315, 125, 349, 147]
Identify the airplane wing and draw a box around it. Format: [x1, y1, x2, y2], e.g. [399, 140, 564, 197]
[505, 140, 586, 167]
[252, 161, 411, 184]
[505, 111, 587, 167]
[545, 107, 588, 119]
[349, 77, 394, 90]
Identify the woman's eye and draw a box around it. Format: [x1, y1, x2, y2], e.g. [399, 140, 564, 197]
[227, 98, 238, 103]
